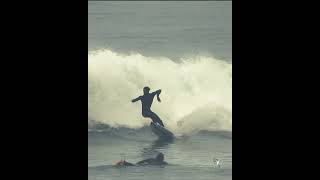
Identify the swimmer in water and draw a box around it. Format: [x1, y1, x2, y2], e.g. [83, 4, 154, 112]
[113, 153, 168, 167]
[136, 152, 168, 165]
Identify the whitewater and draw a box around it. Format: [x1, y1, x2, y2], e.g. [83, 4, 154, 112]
[88, 49, 231, 134]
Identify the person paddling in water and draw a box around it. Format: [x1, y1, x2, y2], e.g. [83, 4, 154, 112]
[131, 86, 165, 127]
[113, 153, 168, 167]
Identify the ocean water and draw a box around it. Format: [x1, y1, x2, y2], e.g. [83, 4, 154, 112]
[88, 1, 232, 180]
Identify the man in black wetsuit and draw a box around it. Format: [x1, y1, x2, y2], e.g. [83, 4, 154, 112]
[136, 152, 168, 165]
[131, 86, 165, 127]
[113, 153, 168, 167]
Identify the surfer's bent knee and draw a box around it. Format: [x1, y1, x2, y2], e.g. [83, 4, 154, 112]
[142, 110, 153, 118]
[142, 112, 150, 118]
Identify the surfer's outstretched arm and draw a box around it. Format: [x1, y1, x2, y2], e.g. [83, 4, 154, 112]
[153, 89, 161, 95]
[131, 96, 142, 103]
[152, 89, 161, 102]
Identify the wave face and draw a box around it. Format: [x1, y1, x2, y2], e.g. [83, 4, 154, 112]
[88, 49, 232, 134]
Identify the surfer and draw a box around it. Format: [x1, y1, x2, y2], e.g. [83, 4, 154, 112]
[131, 86, 165, 127]
[113, 153, 168, 167]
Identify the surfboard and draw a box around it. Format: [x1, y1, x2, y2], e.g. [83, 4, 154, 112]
[150, 122, 174, 139]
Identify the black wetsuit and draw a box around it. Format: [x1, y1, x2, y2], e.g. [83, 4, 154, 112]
[115, 159, 167, 167]
[137, 91, 165, 127]
[136, 158, 168, 165]
[122, 161, 134, 166]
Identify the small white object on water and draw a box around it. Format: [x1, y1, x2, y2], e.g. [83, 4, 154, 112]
[213, 158, 221, 168]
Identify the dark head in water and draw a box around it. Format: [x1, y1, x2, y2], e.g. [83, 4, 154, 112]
[136, 153, 168, 165]
[143, 86, 150, 95]
[155, 152, 164, 161]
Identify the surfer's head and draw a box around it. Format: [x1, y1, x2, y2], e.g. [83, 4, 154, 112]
[143, 86, 150, 94]
[155, 153, 164, 161]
